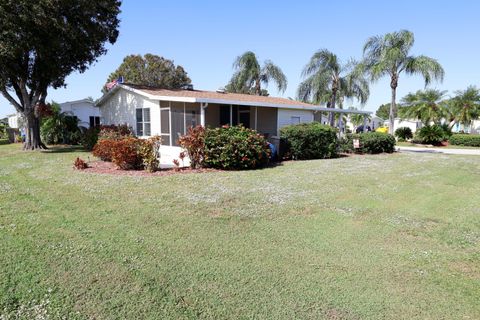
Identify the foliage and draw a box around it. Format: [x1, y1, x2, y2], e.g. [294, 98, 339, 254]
[400, 89, 448, 124]
[297, 49, 369, 125]
[0, 139, 9, 145]
[341, 132, 396, 154]
[394, 127, 413, 141]
[203, 125, 271, 169]
[106, 54, 191, 90]
[375, 103, 392, 119]
[81, 127, 101, 151]
[449, 134, 480, 147]
[0, 0, 121, 149]
[226, 51, 287, 95]
[92, 139, 118, 162]
[359, 30, 444, 133]
[98, 124, 134, 140]
[73, 157, 89, 170]
[0, 124, 7, 139]
[447, 86, 480, 128]
[40, 103, 81, 145]
[93, 136, 161, 171]
[178, 126, 206, 169]
[416, 125, 446, 145]
[280, 122, 338, 160]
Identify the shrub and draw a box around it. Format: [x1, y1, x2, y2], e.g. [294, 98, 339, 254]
[280, 122, 337, 160]
[178, 126, 205, 168]
[111, 138, 144, 170]
[98, 124, 133, 140]
[395, 127, 413, 141]
[340, 132, 396, 154]
[449, 134, 480, 147]
[73, 157, 89, 170]
[139, 136, 161, 172]
[417, 125, 445, 145]
[203, 125, 271, 169]
[81, 126, 100, 150]
[92, 139, 118, 161]
[40, 103, 81, 145]
[0, 138, 9, 145]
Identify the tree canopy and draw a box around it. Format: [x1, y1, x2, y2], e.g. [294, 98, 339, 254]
[106, 54, 191, 90]
[447, 86, 480, 128]
[0, 0, 121, 149]
[375, 104, 392, 120]
[400, 89, 448, 124]
[226, 51, 287, 96]
[359, 30, 444, 133]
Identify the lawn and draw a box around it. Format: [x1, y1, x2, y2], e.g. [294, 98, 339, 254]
[0, 143, 479, 319]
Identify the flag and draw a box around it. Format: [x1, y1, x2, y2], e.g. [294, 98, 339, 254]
[105, 76, 124, 91]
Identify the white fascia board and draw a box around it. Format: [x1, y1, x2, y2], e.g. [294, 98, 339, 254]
[195, 98, 318, 110]
[314, 107, 372, 115]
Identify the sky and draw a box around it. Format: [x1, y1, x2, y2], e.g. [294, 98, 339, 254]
[2, 0, 480, 118]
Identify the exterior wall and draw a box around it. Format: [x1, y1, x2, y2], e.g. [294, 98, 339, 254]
[60, 100, 100, 128]
[277, 109, 314, 135]
[100, 89, 160, 137]
[392, 119, 422, 133]
[256, 107, 277, 137]
[451, 120, 480, 133]
[205, 103, 221, 128]
[314, 113, 329, 125]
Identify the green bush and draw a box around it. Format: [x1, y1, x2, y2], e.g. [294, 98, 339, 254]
[449, 134, 480, 147]
[81, 126, 100, 150]
[0, 138, 9, 145]
[280, 122, 337, 160]
[40, 103, 81, 145]
[203, 125, 270, 169]
[340, 132, 396, 154]
[417, 125, 445, 145]
[394, 127, 413, 141]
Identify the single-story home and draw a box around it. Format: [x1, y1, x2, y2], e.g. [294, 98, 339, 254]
[96, 83, 371, 165]
[387, 118, 423, 134]
[60, 98, 101, 128]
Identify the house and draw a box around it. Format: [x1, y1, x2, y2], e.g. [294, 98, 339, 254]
[387, 118, 423, 134]
[451, 120, 480, 134]
[7, 114, 21, 129]
[59, 99, 100, 128]
[346, 115, 384, 132]
[96, 83, 371, 165]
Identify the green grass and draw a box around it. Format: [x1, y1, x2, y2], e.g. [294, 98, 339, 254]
[1, 144, 479, 319]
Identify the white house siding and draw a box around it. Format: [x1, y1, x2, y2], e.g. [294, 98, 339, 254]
[100, 89, 160, 137]
[60, 100, 100, 128]
[7, 114, 20, 129]
[277, 109, 314, 135]
[393, 119, 422, 133]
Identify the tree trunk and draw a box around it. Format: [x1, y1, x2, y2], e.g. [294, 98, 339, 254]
[255, 78, 261, 95]
[329, 89, 337, 127]
[389, 84, 397, 135]
[23, 110, 47, 150]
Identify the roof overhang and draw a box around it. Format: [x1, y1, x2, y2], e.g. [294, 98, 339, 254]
[96, 84, 372, 114]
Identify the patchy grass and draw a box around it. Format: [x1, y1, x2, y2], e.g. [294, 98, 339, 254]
[0, 144, 479, 319]
[397, 141, 480, 149]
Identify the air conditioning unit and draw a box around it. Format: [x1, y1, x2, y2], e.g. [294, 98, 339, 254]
[182, 84, 194, 90]
[216, 87, 226, 93]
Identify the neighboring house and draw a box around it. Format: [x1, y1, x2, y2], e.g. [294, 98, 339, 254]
[346, 115, 384, 132]
[96, 84, 370, 164]
[59, 99, 100, 128]
[387, 118, 423, 134]
[0, 117, 8, 126]
[451, 120, 480, 134]
[7, 114, 20, 129]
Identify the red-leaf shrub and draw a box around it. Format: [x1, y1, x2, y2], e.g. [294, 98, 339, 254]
[178, 126, 205, 168]
[92, 139, 118, 161]
[98, 124, 133, 140]
[138, 136, 161, 172]
[73, 157, 89, 170]
[111, 138, 144, 170]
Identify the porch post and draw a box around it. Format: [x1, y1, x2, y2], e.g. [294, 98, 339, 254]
[255, 106, 258, 130]
[229, 105, 233, 125]
[200, 103, 208, 127]
[338, 112, 343, 134]
[363, 115, 367, 133]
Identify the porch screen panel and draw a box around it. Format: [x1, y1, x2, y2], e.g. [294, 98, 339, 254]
[185, 103, 200, 129]
[170, 102, 185, 146]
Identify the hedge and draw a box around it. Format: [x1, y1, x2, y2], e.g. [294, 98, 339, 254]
[340, 132, 396, 154]
[449, 134, 480, 147]
[0, 139, 10, 145]
[280, 123, 337, 160]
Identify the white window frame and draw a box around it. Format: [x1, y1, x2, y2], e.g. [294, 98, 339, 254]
[136, 108, 151, 137]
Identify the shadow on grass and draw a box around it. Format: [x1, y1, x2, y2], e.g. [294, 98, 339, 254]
[41, 145, 87, 154]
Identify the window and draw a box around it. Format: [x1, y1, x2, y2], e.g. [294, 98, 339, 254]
[89, 116, 100, 127]
[136, 108, 151, 136]
[291, 116, 301, 125]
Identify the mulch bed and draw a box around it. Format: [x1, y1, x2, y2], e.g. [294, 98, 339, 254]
[79, 160, 219, 177]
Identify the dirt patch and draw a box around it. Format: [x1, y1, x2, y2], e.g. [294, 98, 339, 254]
[78, 160, 219, 177]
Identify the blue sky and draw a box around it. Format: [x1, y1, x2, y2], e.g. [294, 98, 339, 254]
[2, 0, 479, 118]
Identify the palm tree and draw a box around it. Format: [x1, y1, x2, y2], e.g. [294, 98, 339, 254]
[297, 49, 369, 126]
[226, 51, 287, 96]
[360, 30, 444, 134]
[447, 86, 480, 130]
[400, 89, 448, 125]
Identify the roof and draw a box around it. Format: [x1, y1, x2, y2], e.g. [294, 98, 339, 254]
[97, 84, 372, 114]
[59, 98, 96, 106]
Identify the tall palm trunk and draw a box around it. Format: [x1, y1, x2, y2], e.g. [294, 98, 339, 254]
[329, 88, 337, 127]
[389, 75, 398, 134]
[255, 77, 261, 95]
